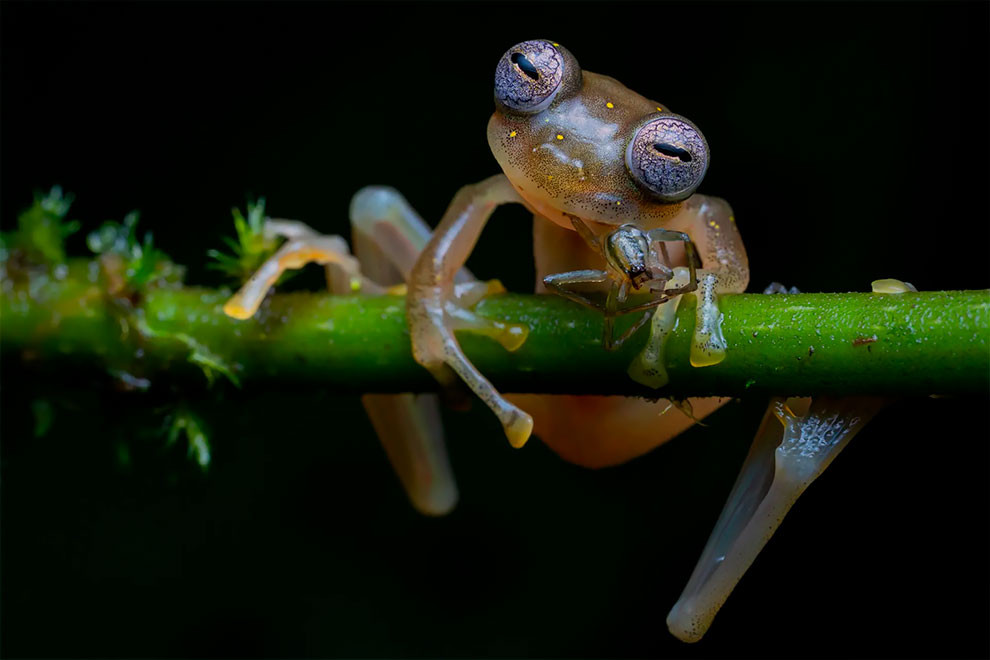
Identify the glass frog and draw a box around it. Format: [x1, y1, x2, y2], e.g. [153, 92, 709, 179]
[222, 40, 887, 643]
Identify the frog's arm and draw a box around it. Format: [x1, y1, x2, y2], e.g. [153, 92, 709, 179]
[629, 194, 750, 387]
[406, 174, 534, 448]
[666, 396, 887, 642]
[670, 194, 750, 366]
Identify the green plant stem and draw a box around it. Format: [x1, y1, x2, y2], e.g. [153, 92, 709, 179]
[2, 268, 987, 396]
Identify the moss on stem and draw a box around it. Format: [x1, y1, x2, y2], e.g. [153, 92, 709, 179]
[2, 265, 987, 397]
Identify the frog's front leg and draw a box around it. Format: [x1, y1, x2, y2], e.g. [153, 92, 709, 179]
[628, 195, 749, 388]
[669, 194, 750, 367]
[406, 174, 534, 448]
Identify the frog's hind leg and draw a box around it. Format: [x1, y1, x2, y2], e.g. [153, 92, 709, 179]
[350, 187, 462, 515]
[666, 396, 888, 643]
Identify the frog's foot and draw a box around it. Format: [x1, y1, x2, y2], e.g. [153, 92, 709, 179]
[410, 283, 533, 448]
[628, 266, 693, 388]
[689, 271, 728, 367]
[223, 220, 372, 320]
[666, 395, 888, 643]
[450, 279, 529, 352]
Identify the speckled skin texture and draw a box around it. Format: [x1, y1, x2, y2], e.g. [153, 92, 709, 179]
[489, 68, 686, 230]
[400, 40, 751, 465]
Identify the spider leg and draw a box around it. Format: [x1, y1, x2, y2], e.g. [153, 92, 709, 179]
[542, 269, 611, 312]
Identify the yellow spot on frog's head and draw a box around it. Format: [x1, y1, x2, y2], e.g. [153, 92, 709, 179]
[556, 133, 564, 140]
[509, 130, 517, 138]
[616, 200, 622, 206]
[606, 102, 614, 109]
[547, 174, 553, 180]
[729, 215, 736, 222]
[657, 106, 664, 112]
[552, 42, 559, 47]
[708, 220, 717, 227]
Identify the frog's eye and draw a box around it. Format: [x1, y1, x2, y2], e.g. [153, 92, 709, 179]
[626, 115, 710, 202]
[494, 40, 577, 114]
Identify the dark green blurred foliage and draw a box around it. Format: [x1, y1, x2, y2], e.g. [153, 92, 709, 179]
[87, 211, 184, 289]
[207, 198, 284, 284]
[0, 186, 79, 264]
[2, 2, 987, 658]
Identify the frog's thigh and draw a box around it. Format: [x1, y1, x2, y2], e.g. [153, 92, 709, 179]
[348, 187, 462, 515]
[506, 394, 728, 468]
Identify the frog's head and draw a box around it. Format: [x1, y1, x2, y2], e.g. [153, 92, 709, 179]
[488, 40, 709, 229]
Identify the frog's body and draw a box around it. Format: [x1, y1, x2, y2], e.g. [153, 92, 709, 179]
[223, 40, 885, 643]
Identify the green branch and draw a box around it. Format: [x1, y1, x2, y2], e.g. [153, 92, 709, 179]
[2, 263, 987, 397]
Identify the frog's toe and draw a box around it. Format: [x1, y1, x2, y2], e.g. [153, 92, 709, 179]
[628, 266, 695, 388]
[449, 280, 529, 352]
[449, 306, 529, 352]
[410, 308, 534, 449]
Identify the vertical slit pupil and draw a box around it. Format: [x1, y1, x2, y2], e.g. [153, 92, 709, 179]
[511, 52, 541, 81]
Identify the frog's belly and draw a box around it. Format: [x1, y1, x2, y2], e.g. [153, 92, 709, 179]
[507, 393, 727, 468]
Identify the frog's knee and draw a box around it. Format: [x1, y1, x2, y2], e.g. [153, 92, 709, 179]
[349, 186, 405, 230]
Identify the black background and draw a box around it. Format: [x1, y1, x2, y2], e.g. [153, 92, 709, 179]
[2, 1, 988, 658]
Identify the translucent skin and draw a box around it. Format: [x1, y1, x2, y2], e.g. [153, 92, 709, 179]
[488, 71, 686, 231]
[222, 42, 883, 643]
[467, 62, 749, 467]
